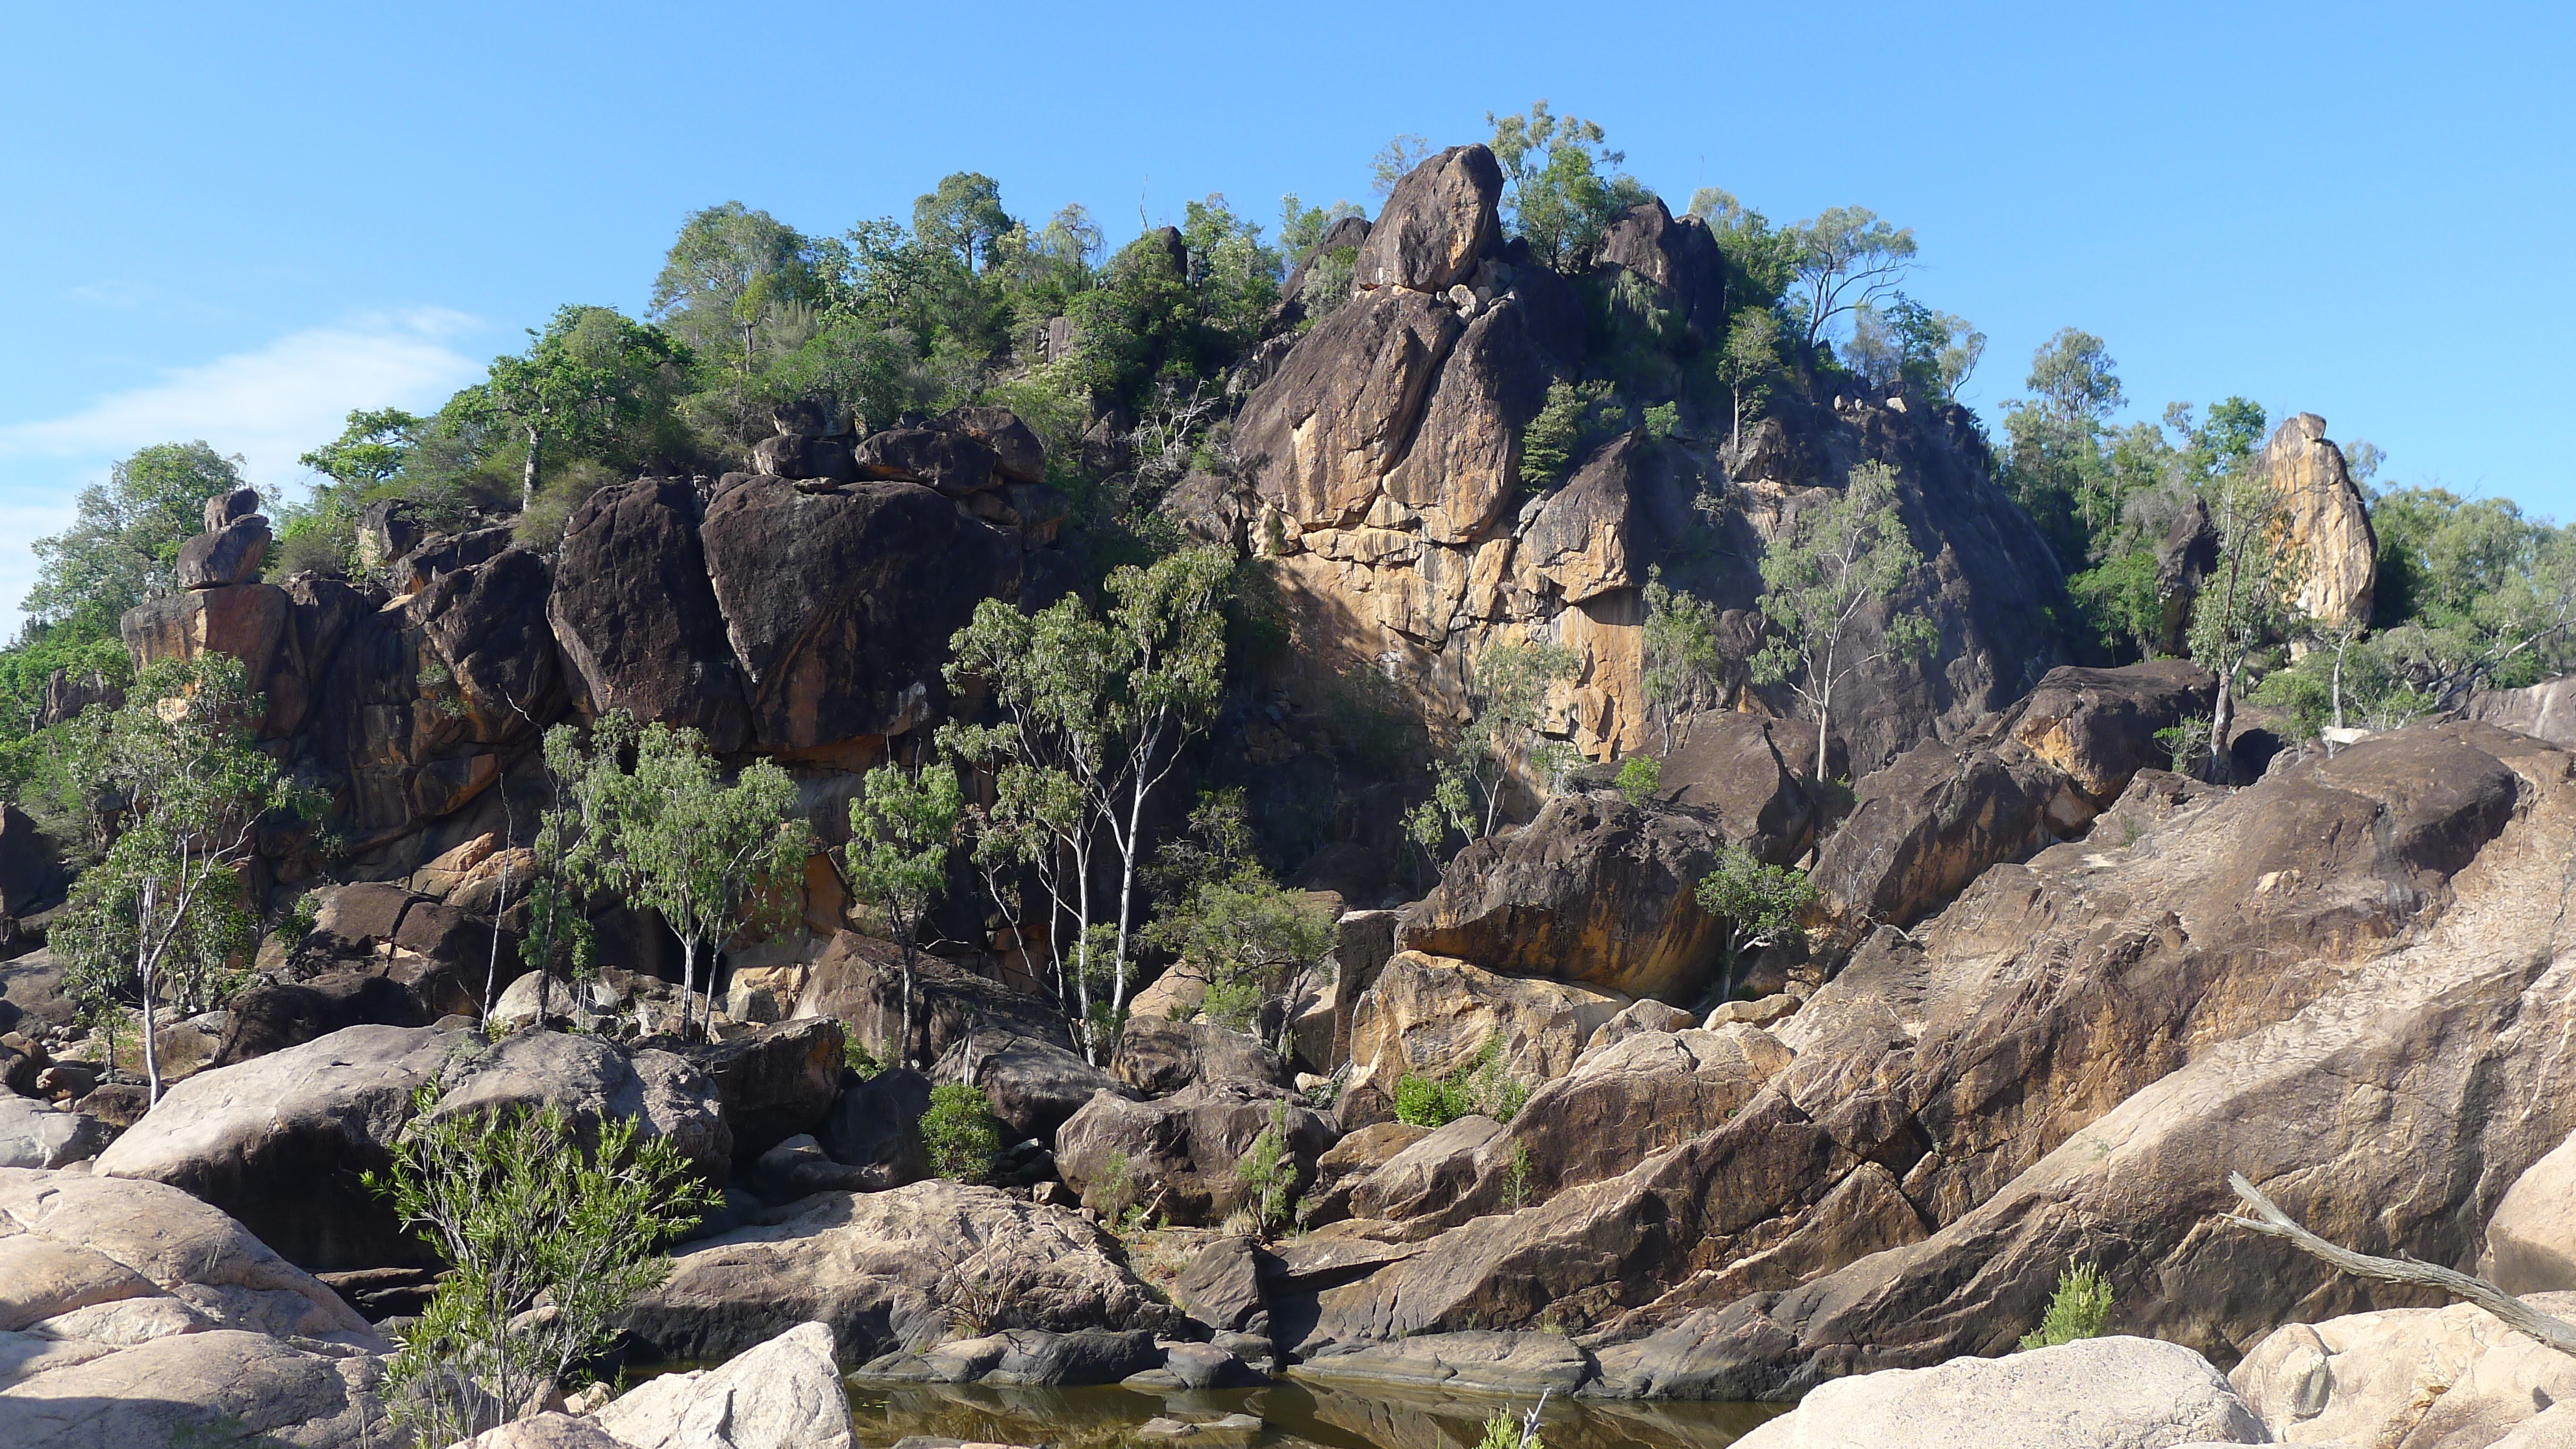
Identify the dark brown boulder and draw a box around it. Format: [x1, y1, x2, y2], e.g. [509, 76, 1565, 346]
[547, 477, 751, 752]
[387, 524, 514, 595]
[410, 546, 562, 745]
[0, 804, 69, 921]
[204, 485, 260, 532]
[795, 930, 1069, 1069]
[853, 427, 998, 497]
[751, 432, 856, 483]
[212, 971, 430, 1067]
[175, 515, 271, 589]
[819, 1066, 932, 1189]
[262, 573, 369, 738]
[942, 406, 1047, 484]
[38, 665, 121, 727]
[700, 478, 1021, 754]
[2005, 660, 2218, 804]
[1397, 791, 1730, 1002]
[933, 1030, 1126, 1145]
[0, 949, 74, 1034]
[1807, 733, 2071, 934]
[299, 882, 423, 961]
[1174, 1235, 1272, 1338]
[2153, 495, 2220, 654]
[682, 1015, 847, 1165]
[1354, 145, 1503, 294]
[121, 583, 290, 686]
[1592, 197, 1731, 343]
[356, 498, 423, 569]
[1658, 715, 1816, 865]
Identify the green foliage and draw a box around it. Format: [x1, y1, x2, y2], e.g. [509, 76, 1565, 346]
[1752, 460, 1937, 766]
[1404, 638, 1581, 856]
[1519, 380, 1624, 491]
[365, 1085, 717, 1444]
[1694, 845, 1816, 997]
[842, 761, 963, 1067]
[842, 1037, 882, 1078]
[543, 713, 814, 1039]
[41, 655, 325, 1102]
[1504, 1141, 1536, 1211]
[1642, 567, 1725, 749]
[1784, 206, 1918, 354]
[1614, 755, 1663, 808]
[941, 547, 1233, 1063]
[2364, 486, 2576, 704]
[1146, 871, 1333, 1046]
[1478, 1406, 1546, 1449]
[2018, 1259, 2114, 1350]
[462, 304, 693, 506]
[2153, 718, 2212, 775]
[1846, 297, 1984, 401]
[1095, 1147, 1142, 1230]
[1394, 1038, 1531, 1128]
[1234, 1098, 1301, 1232]
[1486, 102, 1644, 270]
[921, 1081, 1004, 1183]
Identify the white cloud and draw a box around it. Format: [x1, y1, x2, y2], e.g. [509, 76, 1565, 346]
[0, 310, 489, 634]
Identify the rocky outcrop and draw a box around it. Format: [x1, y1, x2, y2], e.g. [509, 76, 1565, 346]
[1293, 1328, 1598, 1397]
[0, 1329, 390, 1447]
[1352, 144, 1502, 294]
[700, 477, 1019, 754]
[678, 1016, 844, 1165]
[548, 477, 752, 752]
[1396, 791, 1735, 1002]
[2005, 660, 2217, 805]
[423, 1030, 732, 1185]
[1657, 714, 1817, 862]
[0, 1096, 110, 1170]
[1729, 1336, 2264, 1448]
[2261, 413, 2377, 630]
[2468, 673, 2576, 749]
[617, 1180, 1182, 1364]
[1339, 952, 1628, 1126]
[1112, 1017, 1293, 1097]
[931, 1029, 1124, 1145]
[2230, 1293, 2576, 1448]
[1055, 1082, 1335, 1226]
[175, 514, 271, 589]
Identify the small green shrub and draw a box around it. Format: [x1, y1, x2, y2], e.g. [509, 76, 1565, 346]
[921, 1082, 1003, 1183]
[1614, 755, 1663, 807]
[1478, 1404, 1546, 1449]
[842, 1037, 882, 1078]
[2018, 1259, 2113, 1350]
[1394, 1039, 1531, 1128]
[1234, 1099, 1300, 1232]
[1504, 1141, 1535, 1210]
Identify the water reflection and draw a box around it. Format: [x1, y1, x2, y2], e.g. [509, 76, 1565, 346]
[846, 1377, 1787, 1448]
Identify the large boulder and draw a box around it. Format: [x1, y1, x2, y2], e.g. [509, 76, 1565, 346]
[700, 478, 1020, 753]
[0, 803, 69, 923]
[547, 477, 753, 752]
[818, 1067, 930, 1190]
[1808, 727, 2079, 934]
[931, 1029, 1125, 1145]
[210, 971, 430, 1067]
[174, 515, 271, 589]
[1396, 791, 1731, 1002]
[1235, 286, 1465, 530]
[2261, 413, 2377, 630]
[0, 1328, 390, 1447]
[425, 1030, 732, 1185]
[2483, 1128, 2576, 1293]
[119, 582, 290, 686]
[1352, 143, 1502, 294]
[2005, 660, 2218, 806]
[1578, 722, 2567, 1396]
[852, 427, 998, 497]
[941, 406, 1046, 485]
[2229, 1293, 2576, 1449]
[590, 1319, 852, 1449]
[0, 948, 75, 1034]
[0, 1167, 381, 1351]
[0, 1097, 110, 1170]
[793, 930, 1067, 1070]
[1340, 952, 1628, 1126]
[1657, 714, 1817, 864]
[2468, 673, 2576, 750]
[679, 1016, 845, 1166]
[617, 1180, 1182, 1365]
[1376, 295, 1553, 545]
[1111, 1017, 1293, 1098]
[94, 1024, 456, 1270]
[1729, 1336, 2264, 1448]
[1055, 1082, 1337, 1226]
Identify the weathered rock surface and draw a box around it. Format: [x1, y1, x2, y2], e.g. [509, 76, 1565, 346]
[0, 1096, 110, 1170]
[94, 1024, 456, 1270]
[427, 1030, 732, 1185]
[0, 1328, 390, 1448]
[1396, 791, 1735, 1002]
[818, 1067, 930, 1189]
[618, 1180, 1181, 1364]
[1111, 1017, 1292, 1098]
[679, 1016, 845, 1165]
[1237, 287, 1465, 530]
[591, 1319, 852, 1449]
[855, 1326, 1161, 1387]
[548, 477, 752, 752]
[1728, 1335, 2264, 1448]
[1172, 1235, 1270, 1338]
[2262, 413, 2377, 630]
[1352, 144, 1502, 294]
[2006, 660, 2218, 805]
[2230, 1293, 2576, 1448]
[1055, 1082, 1335, 1226]
[700, 477, 1019, 754]
[931, 1030, 1124, 1145]
[1657, 714, 1818, 863]
[2486, 1131, 2576, 1294]
[210, 971, 430, 1067]
[1294, 1329, 1597, 1396]
[1339, 952, 1628, 1126]
[2468, 674, 2576, 750]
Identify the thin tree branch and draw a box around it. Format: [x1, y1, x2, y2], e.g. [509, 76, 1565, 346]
[2224, 1171, 2576, 1358]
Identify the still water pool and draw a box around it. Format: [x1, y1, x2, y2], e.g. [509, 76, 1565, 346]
[847, 1377, 1789, 1448]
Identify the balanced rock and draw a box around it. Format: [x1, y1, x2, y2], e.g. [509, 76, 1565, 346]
[1352, 144, 1502, 294]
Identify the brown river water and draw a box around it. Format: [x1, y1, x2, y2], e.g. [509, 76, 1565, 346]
[844, 1377, 1789, 1448]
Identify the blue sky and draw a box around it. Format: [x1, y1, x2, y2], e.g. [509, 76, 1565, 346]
[3, 1, 2568, 632]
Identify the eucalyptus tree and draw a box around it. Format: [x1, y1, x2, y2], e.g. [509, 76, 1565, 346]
[45, 656, 324, 1102]
[1752, 460, 1939, 773]
[549, 713, 813, 1038]
[841, 760, 963, 1068]
[943, 547, 1232, 1061]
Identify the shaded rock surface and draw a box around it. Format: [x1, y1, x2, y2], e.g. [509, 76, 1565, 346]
[1056, 1082, 1335, 1226]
